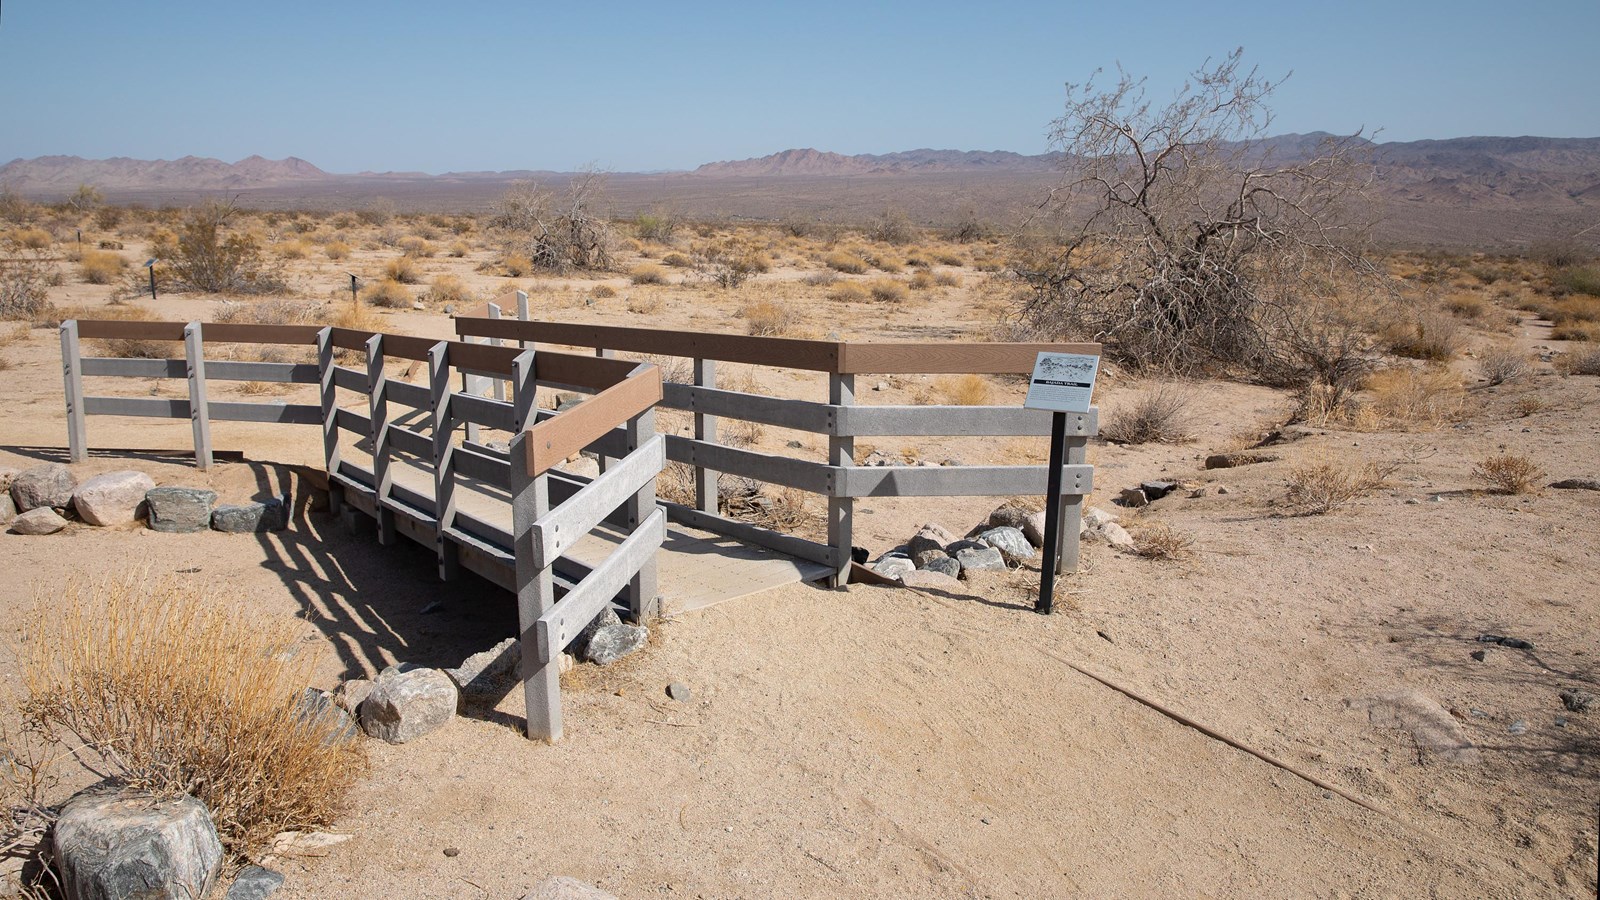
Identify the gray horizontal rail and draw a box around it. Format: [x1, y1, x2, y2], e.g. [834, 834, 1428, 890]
[206, 361, 319, 384]
[453, 445, 511, 484]
[838, 406, 1098, 438]
[662, 383, 834, 433]
[210, 401, 321, 425]
[83, 396, 187, 418]
[530, 435, 665, 569]
[453, 393, 516, 431]
[660, 500, 840, 568]
[332, 366, 369, 393]
[534, 507, 666, 664]
[384, 379, 430, 410]
[335, 407, 370, 434]
[838, 463, 1093, 498]
[665, 435, 833, 495]
[385, 423, 433, 459]
[81, 358, 185, 378]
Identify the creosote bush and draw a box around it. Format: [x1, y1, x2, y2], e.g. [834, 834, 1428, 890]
[1471, 453, 1544, 494]
[18, 571, 364, 859]
[168, 201, 284, 294]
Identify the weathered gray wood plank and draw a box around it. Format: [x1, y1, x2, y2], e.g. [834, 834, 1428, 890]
[209, 401, 321, 424]
[384, 379, 430, 410]
[80, 357, 185, 378]
[838, 406, 1098, 437]
[533, 507, 666, 664]
[665, 436, 834, 495]
[60, 322, 87, 462]
[660, 501, 840, 569]
[837, 463, 1094, 498]
[205, 361, 319, 384]
[453, 393, 516, 431]
[529, 435, 665, 569]
[184, 323, 212, 470]
[662, 383, 834, 433]
[84, 396, 189, 418]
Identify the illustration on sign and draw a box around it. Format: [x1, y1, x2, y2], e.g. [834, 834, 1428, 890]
[1023, 352, 1099, 413]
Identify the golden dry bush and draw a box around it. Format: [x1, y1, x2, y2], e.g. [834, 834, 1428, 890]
[6, 228, 52, 250]
[273, 239, 309, 260]
[383, 256, 421, 284]
[1362, 366, 1465, 429]
[323, 240, 351, 261]
[425, 274, 472, 306]
[627, 294, 662, 315]
[1285, 454, 1391, 514]
[827, 282, 868, 303]
[867, 278, 908, 303]
[909, 270, 936, 291]
[933, 270, 961, 287]
[591, 284, 617, 299]
[1132, 522, 1196, 560]
[869, 254, 904, 274]
[18, 571, 364, 858]
[741, 298, 800, 336]
[1471, 452, 1544, 494]
[1380, 311, 1462, 361]
[1442, 292, 1487, 318]
[1558, 345, 1600, 375]
[1101, 384, 1192, 444]
[397, 235, 433, 258]
[825, 251, 868, 274]
[447, 240, 471, 258]
[931, 373, 994, 406]
[77, 249, 126, 285]
[333, 303, 381, 332]
[501, 253, 534, 277]
[661, 252, 692, 268]
[362, 278, 412, 308]
[1551, 322, 1600, 341]
[629, 264, 666, 285]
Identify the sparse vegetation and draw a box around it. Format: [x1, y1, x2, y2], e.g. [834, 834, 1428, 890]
[930, 374, 994, 406]
[1285, 455, 1392, 514]
[383, 256, 421, 284]
[1101, 385, 1193, 444]
[629, 264, 666, 285]
[77, 249, 126, 284]
[1558, 345, 1600, 375]
[492, 172, 616, 273]
[825, 251, 868, 274]
[741, 299, 800, 336]
[167, 200, 284, 294]
[867, 278, 908, 303]
[363, 278, 413, 308]
[1478, 346, 1530, 385]
[1471, 452, 1544, 494]
[1133, 522, 1196, 560]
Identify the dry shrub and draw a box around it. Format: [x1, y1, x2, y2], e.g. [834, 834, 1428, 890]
[738, 298, 799, 337]
[447, 241, 471, 258]
[661, 252, 692, 268]
[867, 278, 908, 303]
[1362, 367, 1465, 428]
[1101, 384, 1192, 444]
[237, 380, 287, 396]
[1471, 453, 1544, 494]
[933, 271, 961, 287]
[1511, 396, 1543, 417]
[591, 284, 617, 299]
[323, 241, 351, 261]
[627, 294, 662, 315]
[720, 477, 815, 532]
[869, 254, 904, 274]
[827, 282, 868, 303]
[397, 235, 432, 258]
[426, 274, 472, 306]
[18, 571, 363, 859]
[77, 250, 126, 285]
[7, 227, 51, 250]
[1478, 346, 1530, 385]
[802, 270, 839, 287]
[1442, 292, 1487, 318]
[0, 253, 57, 320]
[721, 418, 764, 448]
[363, 278, 412, 308]
[502, 253, 534, 277]
[1132, 522, 1196, 560]
[825, 251, 868, 274]
[333, 303, 381, 332]
[1285, 455, 1391, 514]
[935, 252, 964, 267]
[212, 298, 318, 326]
[629, 264, 666, 285]
[1380, 311, 1462, 361]
[909, 270, 936, 291]
[1551, 322, 1600, 342]
[1558, 345, 1600, 375]
[274, 240, 309, 260]
[931, 374, 994, 406]
[383, 256, 421, 284]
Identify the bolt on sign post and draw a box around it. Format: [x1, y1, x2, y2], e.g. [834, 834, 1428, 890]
[1023, 351, 1099, 614]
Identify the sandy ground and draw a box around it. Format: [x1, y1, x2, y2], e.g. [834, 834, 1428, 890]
[0, 235, 1596, 897]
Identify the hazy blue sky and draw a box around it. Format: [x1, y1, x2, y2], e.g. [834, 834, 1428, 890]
[2, 0, 1595, 173]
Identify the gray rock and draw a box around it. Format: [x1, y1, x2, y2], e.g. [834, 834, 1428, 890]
[0, 493, 14, 525]
[10, 463, 76, 512]
[1550, 477, 1600, 491]
[1023, 511, 1047, 546]
[554, 394, 585, 412]
[1141, 480, 1179, 500]
[872, 556, 915, 580]
[359, 664, 458, 744]
[210, 498, 288, 533]
[443, 637, 520, 707]
[0, 466, 18, 493]
[922, 555, 962, 579]
[1117, 487, 1148, 508]
[905, 522, 956, 557]
[899, 569, 963, 591]
[332, 678, 374, 717]
[294, 688, 358, 745]
[72, 470, 156, 526]
[955, 546, 1006, 573]
[1084, 521, 1136, 550]
[1508, 720, 1528, 735]
[560, 456, 601, 480]
[977, 526, 1034, 564]
[145, 487, 217, 533]
[582, 624, 648, 666]
[1082, 506, 1118, 530]
[666, 682, 691, 702]
[576, 607, 623, 655]
[522, 876, 618, 900]
[10, 507, 66, 534]
[987, 505, 1033, 531]
[484, 440, 511, 454]
[53, 789, 223, 900]
[946, 539, 987, 555]
[911, 548, 950, 569]
[1560, 689, 1593, 713]
[226, 865, 285, 900]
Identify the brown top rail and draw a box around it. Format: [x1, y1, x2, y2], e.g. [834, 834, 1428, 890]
[455, 315, 1098, 375]
[525, 361, 662, 475]
[74, 320, 324, 344]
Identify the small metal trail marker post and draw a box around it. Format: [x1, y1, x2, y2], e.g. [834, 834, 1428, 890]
[1022, 351, 1100, 615]
[144, 258, 158, 301]
[347, 273, 359, 309]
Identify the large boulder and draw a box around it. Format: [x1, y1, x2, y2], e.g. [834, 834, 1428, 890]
[443, 637, 520, 708]
[145, 487, 217, 533]
[583, 624, 648, 666]
[10, 507, 67, 535]
[331, 678, 374, 718]
[359, 664, 457, 744]
[52, 789, 223, 900]
[211, 498, 288, 533]
[1085, 521, 1136, 550]
[1022, 510, 1047, 546]
[73, 470, 156, 526]
[977, 526, 1035, 565]
[10, 464, 76, 512]
[905, 522, 957, 557]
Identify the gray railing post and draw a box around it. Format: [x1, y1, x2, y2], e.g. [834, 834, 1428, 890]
[428, 341, 459, 581]
[693, 358, 718, 513]
[515, 289, 529, 334]
[624, 405, 659, 622]
[827, 373, 855, 586]
[509, 348, 561, 742]
[183, 321, 212, 470]
[315, 327, 342, 513]
[486, 302, 506, 403]
[1057, 416, 1090, 574]
[59, 320, 86, 463]
[365, 334, 395, 545]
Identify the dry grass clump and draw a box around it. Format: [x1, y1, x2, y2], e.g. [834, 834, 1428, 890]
[363, 278, 412, 308]
[867, 278, 908, 303]
[827, 282, 868, 303]
[930, 373, 994, 406]
[1551, 321, 1600, 342]
[1101, 385, 1192, 444]
[1442, 292, 1488, 318]
[1380, 311, 1462, 361]
[909, 270, 936, 291]
[383, 256, 421, 284]
[17, 571, 364, 859]
[501, 253, 534, 278]
[933, 270, 961, 287]
[273, 239, 309, 260]
[1478, 346, 1530, 385]
[1285, 455, 1392, 514]
[661, 252, 693, 268]
[1557, 345, 1600, 375]
[629, 264, 666, 285]
[323, 240, 351, 261]
[333, 303, 381, 332]
[425, 274, 472, 306]
[6, 227, 52, 250]
[397, 235, 432, 257]
[447, 241, 471, 258]
[1132, 522, 1196, 560]
[868, 254, 904, 274]
[212, 298, 319, 326]
[741, 299, 801, 337]
[1362, 367, 1465, 428]
[78, 250, 126, 285]
[626, 294, 662, 315]
[591, 284, 617, 299]
[1471, 452, 1544, 494]
[825, 251, 868, 274]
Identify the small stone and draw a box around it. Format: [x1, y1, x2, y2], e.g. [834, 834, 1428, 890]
[921, 556, 961, 579]
[1086, 521, 1136, 551]
[785, 440, 805, 449]
[561, 456, 600, 480]
[419, 600, 446, 615]
[559, 653, 576, 675]
[1404, 498, 1420, 505]
[1140, 480, 1178, 500]
[1117, 487, 1148, 508]
[1082, 506, 1117, 529]
[977, 526, 1034, 564]
[443, 847, 460, 858]
[954, 546, 1006, 573]
[1500, 637, 1533, 650]
[226, 865, 285, 900]
[899, 569, 963, 591]
[871, 556, 915, 580]
[331, 679, 374, 717]
[906, 522, 957, 557]
[443, 637, 520, 708]
[873, 381, 889, 391]
[211, 497, 289, 533]
[1022, 511, 1047, 546]
[9, 507, 66, 535]
[1508, 720, 1528, 735]
[1559, 689, 1593, 713]
[53, 788, 223, 900]
[145, 487, 217, 533]
[583, 624, 648, 665]
[73, 470, 157, 526]
[1470, 649, 1487, 662]
[986, 505, 1032, 531]
[666, 682, 691, 702]
[9, 463, 77, 512]
[521, 876, 619, 900]
[1549, 477, 1600, 491]
[359, 664, 458, 744]
[295, 688, 359, 745]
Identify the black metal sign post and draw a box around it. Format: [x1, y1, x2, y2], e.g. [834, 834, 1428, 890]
[144, 259, 158, 301]
[1035, 410, 1068, 615]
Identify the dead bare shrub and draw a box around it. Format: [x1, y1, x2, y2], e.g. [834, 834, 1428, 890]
[17, 571, 363, 860]
[1471, 453, 1544, 494]
[1478, 346, 1530, 385]
[1132, 522, 1196, 560]
[492, 172, 616, 273]
[1557, 345, 1600, 375]
[0, 252, 56, 320]
[1101, 385, 1192, 444]
[1285, 455, 1391, 514]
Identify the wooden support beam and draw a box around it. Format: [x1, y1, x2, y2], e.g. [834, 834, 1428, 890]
[624, 408, 659, 622]
[366, 334, 396, 545]
[511, 431, 561, 741]
[828, 373, 854, 587]
[184, 322, 212, 470]
[317, 328, 342, 513]
[428, 341, 459, 581]
[60, 320, 86, 463]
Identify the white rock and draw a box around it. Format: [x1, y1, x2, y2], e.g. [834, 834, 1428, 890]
[358, 664, 457, 744]
[10, 507, 66, 535]
[871, 557, 915, 580]
[73, 470, 157, 526]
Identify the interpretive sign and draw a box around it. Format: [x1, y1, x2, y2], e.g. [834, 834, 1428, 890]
[1023, 352, 1099, 414]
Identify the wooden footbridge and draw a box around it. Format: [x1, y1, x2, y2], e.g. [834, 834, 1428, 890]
[58, 292, 1098, 740]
